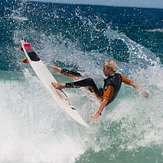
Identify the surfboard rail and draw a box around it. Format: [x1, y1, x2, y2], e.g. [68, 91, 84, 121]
[20, 39, 89, 127]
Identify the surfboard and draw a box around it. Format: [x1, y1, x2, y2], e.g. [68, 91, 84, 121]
[20, 39, 88, 127]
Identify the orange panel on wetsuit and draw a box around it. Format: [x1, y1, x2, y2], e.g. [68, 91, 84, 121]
[102, 75, 132, 102]
[103, 85, 114, 101]
[61, 69, 82, 78]
[62, 73, 78, 78]
[121, 75, 132, 85]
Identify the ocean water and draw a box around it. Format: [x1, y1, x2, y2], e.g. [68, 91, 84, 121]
[0, 0, 163, 162]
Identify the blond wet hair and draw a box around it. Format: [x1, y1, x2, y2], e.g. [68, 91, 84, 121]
[104, 60, 117, 72]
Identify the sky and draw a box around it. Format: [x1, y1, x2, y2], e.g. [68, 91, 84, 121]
[31, 0, 163, 9]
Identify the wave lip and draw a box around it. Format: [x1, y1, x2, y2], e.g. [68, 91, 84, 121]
[146, 28, 163, 33]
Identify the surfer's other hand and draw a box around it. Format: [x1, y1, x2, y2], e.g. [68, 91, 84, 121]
[90, 113, 100, 122]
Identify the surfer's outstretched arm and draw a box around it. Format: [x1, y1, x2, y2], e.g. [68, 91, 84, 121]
[129, 81, 149, 98]
[121, 75, 149, 99]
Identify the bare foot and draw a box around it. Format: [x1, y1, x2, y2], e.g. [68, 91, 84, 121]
[50, 65, 62, 73]
[51, 82, 66, 89]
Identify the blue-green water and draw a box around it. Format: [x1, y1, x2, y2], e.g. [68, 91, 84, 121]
[0, 0, 163, 162]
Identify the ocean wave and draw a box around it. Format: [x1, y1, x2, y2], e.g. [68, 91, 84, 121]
[9, 15, 28, 21]
[146, 28, 163, 33]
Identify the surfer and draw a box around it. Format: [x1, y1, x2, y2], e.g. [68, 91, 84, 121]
[51, 60, 149, 122]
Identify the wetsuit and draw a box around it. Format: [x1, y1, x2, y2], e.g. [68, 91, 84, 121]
[61, 69, 132, 105]
[61, 69, 82, 78]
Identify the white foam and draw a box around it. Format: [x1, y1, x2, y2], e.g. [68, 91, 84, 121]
[0, 71, 90, 162]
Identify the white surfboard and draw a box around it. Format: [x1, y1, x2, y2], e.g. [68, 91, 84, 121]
[21, 40, 88, 127]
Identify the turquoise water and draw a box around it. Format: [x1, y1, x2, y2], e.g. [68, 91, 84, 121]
[0, 1, 163, 162]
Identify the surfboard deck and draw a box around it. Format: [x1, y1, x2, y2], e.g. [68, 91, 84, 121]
[20, 39, 88, 127]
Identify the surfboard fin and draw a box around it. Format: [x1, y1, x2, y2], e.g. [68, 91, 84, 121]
[21, 58, 29, 64]
[19, 46, 24, 52]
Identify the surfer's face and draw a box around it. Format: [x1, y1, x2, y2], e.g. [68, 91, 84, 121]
[103, 65, 110, 76]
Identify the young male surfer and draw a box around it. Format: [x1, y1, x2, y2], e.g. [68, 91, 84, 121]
[51, 60, 149, 122]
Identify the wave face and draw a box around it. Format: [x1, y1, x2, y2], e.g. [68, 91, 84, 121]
[0, 1, 163, 162]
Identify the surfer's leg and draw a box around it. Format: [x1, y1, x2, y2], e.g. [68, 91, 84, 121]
[66, 78, 102, 100]
[61, 69, 82, 78]
[51, 82, 66, 89]
[50, 65, 82, 78]
[51, 78, 102, 100]
[50, 65, 62, 73]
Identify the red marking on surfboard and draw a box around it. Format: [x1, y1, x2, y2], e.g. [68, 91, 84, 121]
[24, 43, 32, 50]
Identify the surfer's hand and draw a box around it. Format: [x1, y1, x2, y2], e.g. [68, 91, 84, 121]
[91, 113, 100, 122]
[143, 91, 149, 99]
